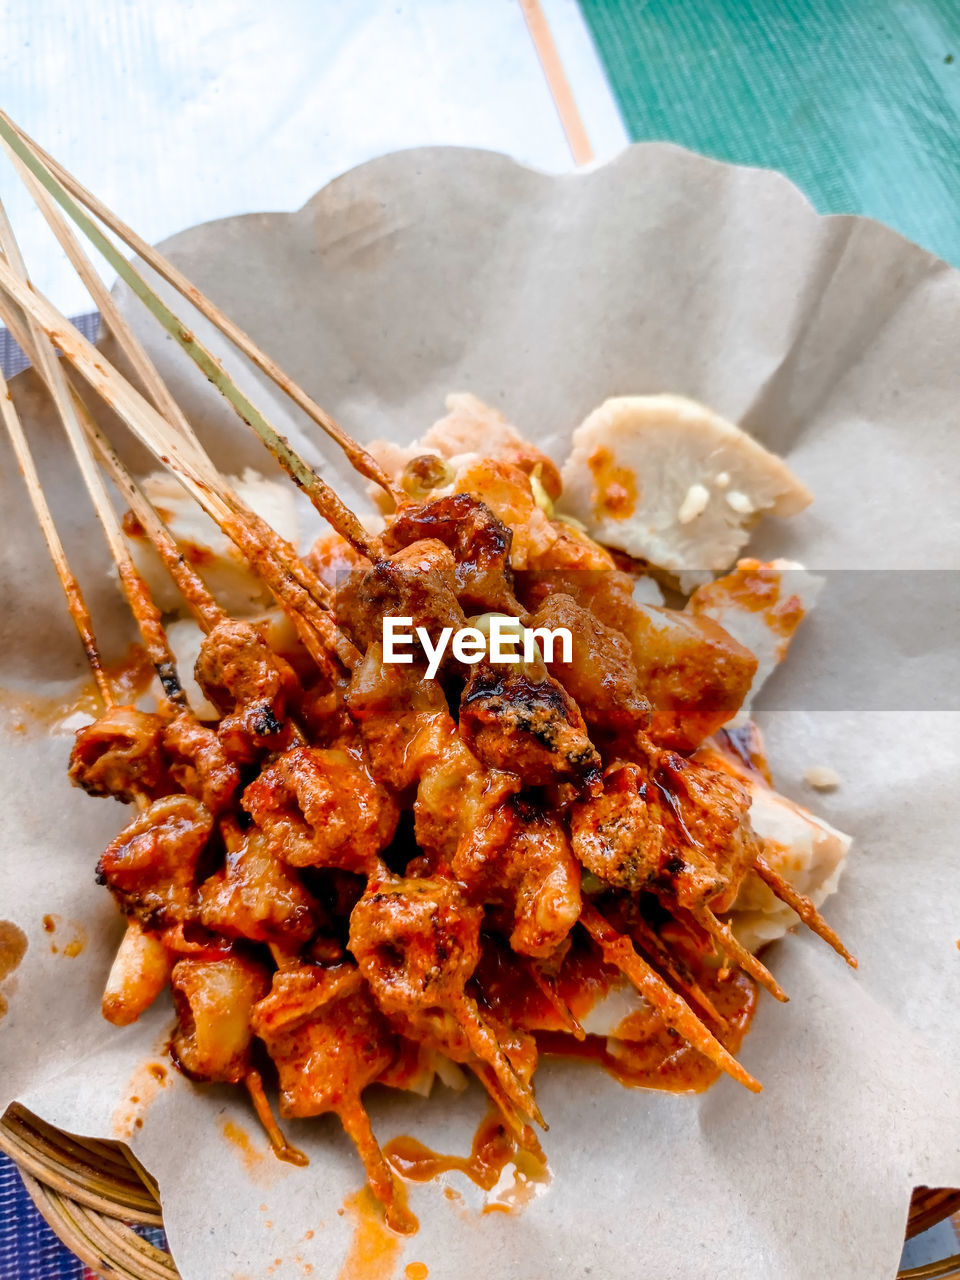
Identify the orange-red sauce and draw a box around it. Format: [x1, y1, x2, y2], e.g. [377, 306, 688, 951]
[112, 1060, 171, 1140]
[385, 1110, 549, 1220]
[588, 447, 637, 521]
[385, 1113, 526, 1191]
[0, 920, 27, 1022]
[337, 1187, 404, 1280]
[40, 913, 87, 958]
[479, 938, 758, 1093]
[0, 643, 156, 732]
[538, 968, 757, 1093]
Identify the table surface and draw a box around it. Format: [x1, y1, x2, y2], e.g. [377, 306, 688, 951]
[1, 1, 958, 1276]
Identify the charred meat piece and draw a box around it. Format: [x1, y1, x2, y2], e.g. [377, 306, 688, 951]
[69, 706, 169, 803]
[459, 654, 601, 792]
[383, 493, 521, 614]
[194, 618, 301, 763]
[97, 793, 213, 928]
[569, 744, 758, 911]
[242, 745, 400, 875]
[336, 539, 466, 654]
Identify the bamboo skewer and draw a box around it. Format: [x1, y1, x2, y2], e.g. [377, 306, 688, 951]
[0, 110, 397, 548]
[0, 257, 352, 673]
[5, 156, 346, 634]
[79, 406, 224, 634]
[578, 901, 761, 1093]
[0, 358, 112, 707]
[753, 854, 857, 969]
[691, 907, 789, 1004]
[0, 230, 187, 713]
[0, 107, 399, 499]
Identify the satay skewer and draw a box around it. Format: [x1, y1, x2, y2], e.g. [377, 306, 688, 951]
[0, 355, 112, 706]
[73, 386, 344, 670]
[0, 262, 352, 672]
[0, 109, 397, 546]
[691, 906, 789, 1004]
[578, 901, 762, 1093]
[82, 411, 225, 633]
[0, 205, 340, 637]
[0, 300, 188, 716]
[753, 854, 857, 968]
[0, 165, 349, 637]
[629, 915, 728, 1029]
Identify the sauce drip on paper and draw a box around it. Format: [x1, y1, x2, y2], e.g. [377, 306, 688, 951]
[0, 920, 27, 1022]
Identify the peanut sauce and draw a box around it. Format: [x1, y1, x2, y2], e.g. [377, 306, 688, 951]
[112, 1059, 171, 1140]
[385, 1113, 529, 1191]
[40, 913, 87, 957]
[478, 939, 758, 1093]
[588, 446, 638, 521]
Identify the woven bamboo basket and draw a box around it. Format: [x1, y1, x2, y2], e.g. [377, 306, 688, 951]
[2, 1102, 958, 1279]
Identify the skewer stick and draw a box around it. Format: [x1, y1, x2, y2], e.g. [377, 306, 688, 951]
[753, 854, 857, 968]
[450, 991, 545, 1128]
[244, 1069, 308, 1167]
[0, 110, 397, 544]
[691, 906, 789, 1004]
[0, 359, 112, 707]
[0, 213, 186, 709]
[78, 401, 224, 633]
[578, 901, 761, 1093]
[3, 161, 345, 633]
[338, 1102, 417, 1234]
[0, 108, 400, 502]
[525, 958, 586, 1040]
[0, 258, 348, 665]
[0, 260, 346, 672]
[630, 916, 728, 1029]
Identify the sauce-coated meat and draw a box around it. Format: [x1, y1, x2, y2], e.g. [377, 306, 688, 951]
[527, 593, 651, 734]
[171, 953, 269, 1082]
[570, 744, 758, 911]
[97, 793, 213, 928]
[199, 828, 323, 945]
[242, 745, 399, 874]
[453, 798, 581, 957]
[336, 539, 466, 654]
[382, 493, 521, 614]
[195, 618, 301, 763]
[459, 654, 601, 792]
[69, 706, 169, 803]
[162, 709, 240, 814]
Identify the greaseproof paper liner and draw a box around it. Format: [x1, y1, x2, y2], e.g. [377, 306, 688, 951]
[1, 144, 959, 1280]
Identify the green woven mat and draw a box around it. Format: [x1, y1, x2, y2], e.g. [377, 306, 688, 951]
[580, 0, 960, 265]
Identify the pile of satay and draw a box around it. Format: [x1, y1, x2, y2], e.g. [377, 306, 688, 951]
[0, 108, 853, 1233]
